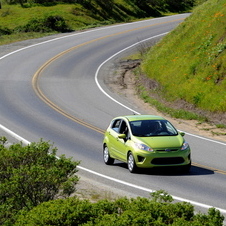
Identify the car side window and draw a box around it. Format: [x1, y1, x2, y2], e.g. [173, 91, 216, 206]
[119, 120, 127, 134]
[111, 119, 121, 133]
[119, 120, 130, 140]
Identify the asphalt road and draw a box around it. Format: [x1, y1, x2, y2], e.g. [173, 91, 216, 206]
[1, 13, 226, 217]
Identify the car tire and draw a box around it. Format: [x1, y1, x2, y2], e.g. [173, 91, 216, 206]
[127, 152, 137, 173]
[103, 145, 114, 165]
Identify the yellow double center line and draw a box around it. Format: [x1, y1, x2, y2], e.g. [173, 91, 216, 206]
[32, 42, 106, 134]
[32, 18, 182, 134]
[192, 162, 226, 175]
[32, 18, 226, 175]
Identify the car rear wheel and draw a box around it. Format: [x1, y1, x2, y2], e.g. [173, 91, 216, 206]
[103, 145, 114, 165]
[127, 152, 137, 173]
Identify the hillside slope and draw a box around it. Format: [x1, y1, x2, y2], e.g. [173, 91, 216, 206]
[142, 0, 226, 122]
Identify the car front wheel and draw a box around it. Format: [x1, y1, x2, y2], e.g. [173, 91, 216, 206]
[127, 152, 137, 173]
[103, 145, 114, 165]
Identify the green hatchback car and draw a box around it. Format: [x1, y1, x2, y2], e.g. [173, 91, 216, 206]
[103, 115, 191, 173]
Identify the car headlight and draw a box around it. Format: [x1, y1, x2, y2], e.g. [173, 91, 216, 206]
[134, 142, 153, 152]
[181, 142, 189, 151]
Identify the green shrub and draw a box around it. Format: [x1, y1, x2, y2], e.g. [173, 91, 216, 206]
[0, 138, 80, 225]
[44, 15, 71, 32]
[15, 15, 71, 33]
[0, 26, 12, 35]
[15, 192, 224, 225]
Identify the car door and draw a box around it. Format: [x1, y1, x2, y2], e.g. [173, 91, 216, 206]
[114, 120, 130, 162]
[107, 119, 122, 159]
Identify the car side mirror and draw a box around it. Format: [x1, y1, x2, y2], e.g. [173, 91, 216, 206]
[118, 134, 126, 139]
[180, 132, 185, 137]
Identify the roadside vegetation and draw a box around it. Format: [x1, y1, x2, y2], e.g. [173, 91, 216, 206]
[0, 137, 224, 225]
[15, 191, 224, 225]
[141, 0, 226, 127]
[0, 137, 79, 225]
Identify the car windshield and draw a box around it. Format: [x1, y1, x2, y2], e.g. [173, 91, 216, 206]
[129, 120, 178, 137]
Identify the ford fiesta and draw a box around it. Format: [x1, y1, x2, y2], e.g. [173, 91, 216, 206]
[103, 115, 191, 173]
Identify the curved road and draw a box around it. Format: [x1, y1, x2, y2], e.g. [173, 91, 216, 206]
[1, 13, 226, 216]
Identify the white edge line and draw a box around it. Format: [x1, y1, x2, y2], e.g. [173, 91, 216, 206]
[0, 13, 186, 61]
[0, 123, 226, 213]
[95, 33, 226, 147]
[78, 165, 226, 214]
[95, 32, 169, 115]
[0, 124, 30, 145]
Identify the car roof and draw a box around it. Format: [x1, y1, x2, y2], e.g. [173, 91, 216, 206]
[121, 115, 166, 122]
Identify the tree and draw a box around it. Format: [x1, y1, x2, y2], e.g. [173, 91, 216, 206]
[0, 138, 80, 225]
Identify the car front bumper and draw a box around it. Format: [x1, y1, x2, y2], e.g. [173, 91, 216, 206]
[134, 149, 191, 168]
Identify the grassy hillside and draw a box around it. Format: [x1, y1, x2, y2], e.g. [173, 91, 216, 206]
[0, 1, 171, 45]
[142, 0, 226, 122]
[0, 1, 147, 30]
[0, 0, 198, 45]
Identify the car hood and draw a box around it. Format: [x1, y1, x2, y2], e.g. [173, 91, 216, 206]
[135, 135, 184, 148]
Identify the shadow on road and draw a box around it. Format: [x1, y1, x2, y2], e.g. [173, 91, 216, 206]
[113, 162, 214, 176]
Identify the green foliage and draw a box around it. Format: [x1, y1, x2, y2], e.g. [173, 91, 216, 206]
[15, 15, 71, 32]
[15, 191, 224, 225]
[0, 136, 7, 145]
[149, 0, 195, 13]
[142, 0, 226, 113]
[193, 208, 224, 226]
[0, 138, 79, 225]
[127, 0, 194, 13]
[0, 26, 12, 35]
[150, 189, 173, 203]
[2, 0, 76, 6]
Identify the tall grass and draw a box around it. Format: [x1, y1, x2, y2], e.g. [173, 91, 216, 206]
[142, 0, 226, 113]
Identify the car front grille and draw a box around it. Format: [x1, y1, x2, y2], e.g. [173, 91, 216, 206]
[151, 157, 184, 165]
[155, 149, 179, 152]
